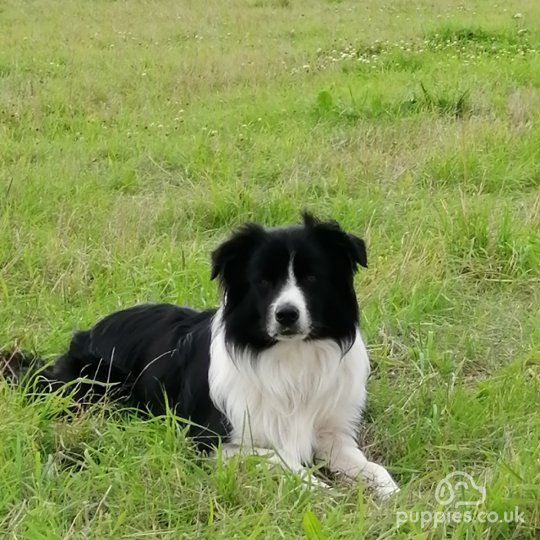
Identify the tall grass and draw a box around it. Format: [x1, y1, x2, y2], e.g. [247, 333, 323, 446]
[1, 0, 540, 537]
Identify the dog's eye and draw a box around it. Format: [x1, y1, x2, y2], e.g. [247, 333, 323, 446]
[305, 274, 317, 283]
[257, 278, 271, 288]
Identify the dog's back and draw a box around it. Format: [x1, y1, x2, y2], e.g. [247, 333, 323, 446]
[3, 303, 227, 447]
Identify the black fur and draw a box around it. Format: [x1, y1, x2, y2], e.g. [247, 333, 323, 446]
[2, 213, 367, 451]
[213, 213, 366, 353]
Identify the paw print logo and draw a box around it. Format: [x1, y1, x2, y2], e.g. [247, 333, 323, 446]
[435, 471, 486, 507]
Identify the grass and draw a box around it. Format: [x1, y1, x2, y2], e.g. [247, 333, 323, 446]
[1, 0, 540, 537]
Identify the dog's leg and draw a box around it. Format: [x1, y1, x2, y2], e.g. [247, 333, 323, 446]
[315, 433, 399, 498]
[218, 443, 327, 488]
[219, 442, 277, 461]
[263, 450, 328, 489]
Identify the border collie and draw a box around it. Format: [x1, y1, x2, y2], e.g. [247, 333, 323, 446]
[5, 213, 398, 497]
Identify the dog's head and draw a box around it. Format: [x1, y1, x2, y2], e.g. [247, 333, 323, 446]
[211, 213, 367, 351]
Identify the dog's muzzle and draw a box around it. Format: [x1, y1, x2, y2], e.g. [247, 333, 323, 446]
[271, 303, 307, 340]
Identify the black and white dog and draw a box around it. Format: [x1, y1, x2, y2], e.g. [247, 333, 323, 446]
[11, 213, 398, 496]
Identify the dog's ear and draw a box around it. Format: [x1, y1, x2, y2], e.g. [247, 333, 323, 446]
[302, 211, 367, 270]
[211, 223, 267, 285]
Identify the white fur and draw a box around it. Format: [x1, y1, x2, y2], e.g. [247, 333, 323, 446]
[267, 258, 310, 339]
[208, 308, 399, 497]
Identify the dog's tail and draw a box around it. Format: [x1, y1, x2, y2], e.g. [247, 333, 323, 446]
[1, 334, 130, 403]
[0, 348, 65, 399]
[0, 348, 47, 385]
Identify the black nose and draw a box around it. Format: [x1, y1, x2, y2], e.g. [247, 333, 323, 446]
[275, 304, 299, 326]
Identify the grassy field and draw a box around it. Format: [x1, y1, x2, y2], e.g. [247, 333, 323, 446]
[1, 0, 540, 537]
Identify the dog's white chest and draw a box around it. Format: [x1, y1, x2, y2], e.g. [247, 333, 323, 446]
[209, 316, 370, 465]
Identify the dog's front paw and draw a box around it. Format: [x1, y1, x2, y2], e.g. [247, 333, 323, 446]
[363, 462, 400, 500]
[298, 470, 330, 490]
[374, 476, 400, 499]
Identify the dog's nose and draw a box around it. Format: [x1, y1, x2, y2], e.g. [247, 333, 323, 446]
[275, 304, 299, 326]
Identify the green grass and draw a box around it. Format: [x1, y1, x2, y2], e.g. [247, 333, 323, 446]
[1, 0, 540, 537]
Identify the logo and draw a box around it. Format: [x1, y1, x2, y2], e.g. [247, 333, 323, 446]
[396, 471, 525, 529]
[434, 471, 486, 507]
